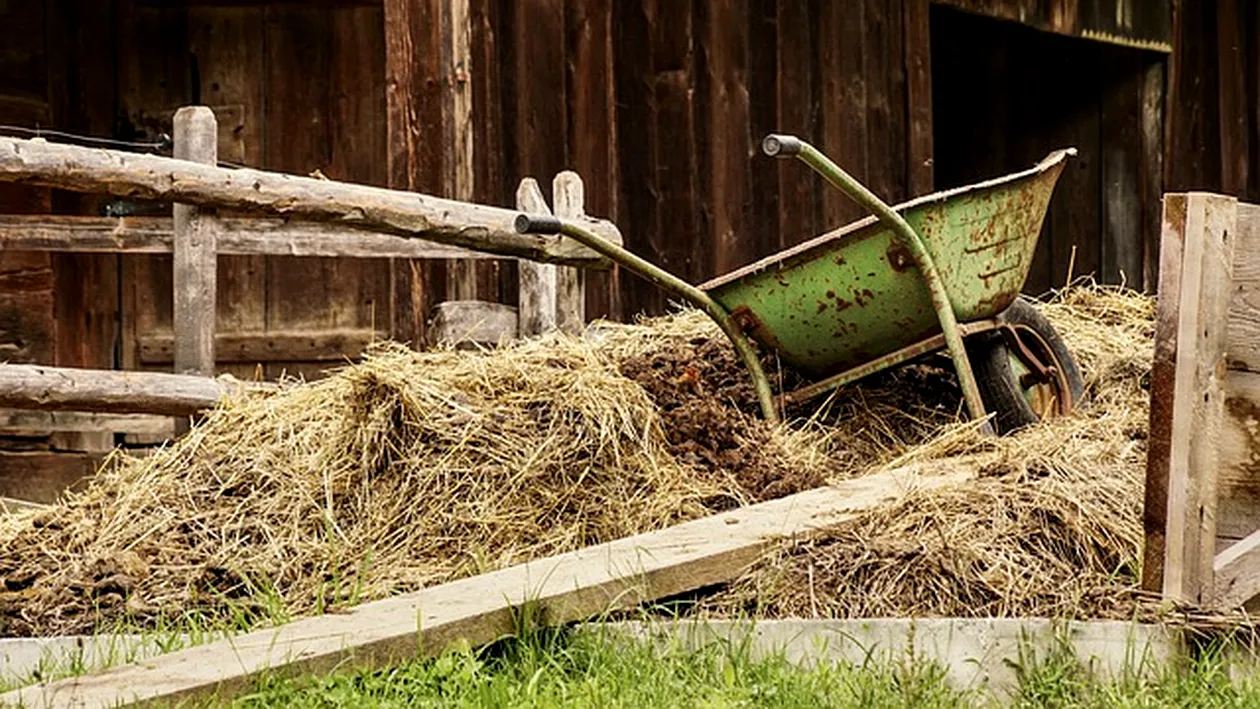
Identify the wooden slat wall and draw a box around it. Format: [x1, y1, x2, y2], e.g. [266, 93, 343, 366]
[5, 0, 1252, 347]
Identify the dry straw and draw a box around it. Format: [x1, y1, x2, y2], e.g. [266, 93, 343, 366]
[700, 283, 1155, 620]
[0, 283, 1158, 636]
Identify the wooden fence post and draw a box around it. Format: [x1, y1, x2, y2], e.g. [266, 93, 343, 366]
[516, 178, 557, 336]
[553, 172, 587, 334]
[172, 106, 219, 380]
[1143, 192, 1237, 605]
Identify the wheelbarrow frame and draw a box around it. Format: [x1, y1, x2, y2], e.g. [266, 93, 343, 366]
[515, 134, 1076, 433]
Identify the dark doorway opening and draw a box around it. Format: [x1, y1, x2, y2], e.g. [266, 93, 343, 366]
[930, 5, 1166, 295]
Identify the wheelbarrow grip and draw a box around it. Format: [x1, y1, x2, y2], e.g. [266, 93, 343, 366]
[514, 213, 564, 235]
[761, 134, 803, 158]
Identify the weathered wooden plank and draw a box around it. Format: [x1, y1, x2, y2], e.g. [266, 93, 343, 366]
[0, 495, 50, 514]
[1140, 60, 1166, 292]
[0, 451, 100, 505]
[138, 329, 381, 365]
[0, 137, 620, 265]
[172, 107, 219, 379]
[1214, 526, 1260, 609]
[552, 172, 586, 334]
[698, 0, 749, 277]
[0, 363, 254, 416]
[1142, 192, 1237, 604]
[817, 0, 868, 229]
[470, 0, 508, 302]
[1216, 0, 1248, 198]
[0, 410, 173, 437]
[611, 0, 659, 313]
[564, 0, 617, 319]
[775, 0, 817, 248]
[1226, 204, 1260, 371]
[1219, 368, 1260, 541]
[0, 467, 973, 707]
[0, 215, 498, 259]
[428, 301, 518, 349]
[903, 0, 933, 197]
[441, 0, 481, 301]
[384, 0, 443, 346]
[515, 178, 557, 337]
[1099, 51, 1144, 287]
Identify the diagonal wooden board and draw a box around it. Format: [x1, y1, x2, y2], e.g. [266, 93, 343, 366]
[1, 467, 972, 708]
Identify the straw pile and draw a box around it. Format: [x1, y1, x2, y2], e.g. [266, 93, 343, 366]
[698, 284, 1154, 620]
[0, 315, 852, 638]
[0, 282, 1155, 636]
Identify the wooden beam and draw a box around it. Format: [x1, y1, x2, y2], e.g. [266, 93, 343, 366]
[1143, 192, 1237, 604]
[0, 363, 256, 416]
[553, 172, 586, 334]
[138, 329, 381, 365]
[515, 178, 557, 337]
[0, 466, 973, 707]
[172, 106, 219, 379]
[0, 136, 621, 266]
[0, 215, 499, 259]
[1214, 526, 1260, 610]
[442, 0, 480, 301]
[0, 495, 50, 514]
[0, 409, 173, 437]
[0, 451, 101, 504]
[428, 300, 518, 349]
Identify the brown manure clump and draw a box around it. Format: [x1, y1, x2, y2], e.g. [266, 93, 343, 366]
[697, 284, 1155, 621]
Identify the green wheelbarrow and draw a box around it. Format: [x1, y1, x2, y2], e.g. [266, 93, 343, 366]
[515, 135, 1083, 436]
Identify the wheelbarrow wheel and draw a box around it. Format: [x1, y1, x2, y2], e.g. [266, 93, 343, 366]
[965, 297, 1085, 435]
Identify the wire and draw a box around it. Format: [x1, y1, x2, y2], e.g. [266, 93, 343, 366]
[0, 124, 171, 151]
[0, 123, 251, 170]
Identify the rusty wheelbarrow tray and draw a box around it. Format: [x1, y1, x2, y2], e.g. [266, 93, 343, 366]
[516, 135, 1081, 436]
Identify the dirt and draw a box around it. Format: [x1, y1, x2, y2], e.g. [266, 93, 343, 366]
[620, 331, 965, 504]
[619, 336, 824, 502]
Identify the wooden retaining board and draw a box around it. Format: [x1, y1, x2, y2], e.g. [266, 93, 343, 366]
[1146, 194, 1260, 609]
[0, 467, 972, 708]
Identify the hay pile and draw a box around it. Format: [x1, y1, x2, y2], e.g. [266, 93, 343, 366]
[0, 317, 849, 638]
[698, 284, 1154, 620]
[0, 283, 1156, 636]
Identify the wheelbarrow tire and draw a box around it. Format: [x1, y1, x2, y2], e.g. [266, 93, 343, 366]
[966, 297, 1085, 435]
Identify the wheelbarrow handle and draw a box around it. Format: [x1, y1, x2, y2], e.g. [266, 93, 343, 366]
[514, 211, 781, 424]
[760, 132, 995, 435]
[761, 134, 803, 158]
[513, 214, 563, 235]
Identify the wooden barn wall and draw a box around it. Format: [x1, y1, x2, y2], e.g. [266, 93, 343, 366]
[929, 5, 1166, 293]
[1163, 0, 1259, 204]
[1, 0, 1249, 360]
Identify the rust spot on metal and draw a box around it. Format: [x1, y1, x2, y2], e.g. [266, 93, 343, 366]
[834, 298, 852, 311]
[816, 302, 828, 314]
[825, 289, 836, 299]
[834, 255, 847, 266]
[886, 245, 912, 272]
[853, 288, 874, 307]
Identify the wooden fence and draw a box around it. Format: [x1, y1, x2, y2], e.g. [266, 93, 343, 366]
[0, 106, 619, 474]
[1144, 191, 1260, 610]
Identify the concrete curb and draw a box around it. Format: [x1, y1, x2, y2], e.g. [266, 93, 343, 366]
[1, 634, 193, 689]
[590, 618, 1182, 696]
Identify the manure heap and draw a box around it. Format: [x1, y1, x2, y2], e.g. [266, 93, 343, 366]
[0, 284, 1152, 637]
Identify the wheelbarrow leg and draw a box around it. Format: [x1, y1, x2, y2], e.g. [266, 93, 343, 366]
[762, 134, 994, 435]
[514, 214, 781, 424]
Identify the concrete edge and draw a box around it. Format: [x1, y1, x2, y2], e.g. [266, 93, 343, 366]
[583, 618, 1183, 697]
[0, 634, 194, 689]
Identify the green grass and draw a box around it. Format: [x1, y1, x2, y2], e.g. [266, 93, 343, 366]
[210, 627, 1260, 709]
[228, 626, 972, 709]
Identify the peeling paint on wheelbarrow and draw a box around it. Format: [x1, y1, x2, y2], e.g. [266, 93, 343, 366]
[700, 148, 1075, 377]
